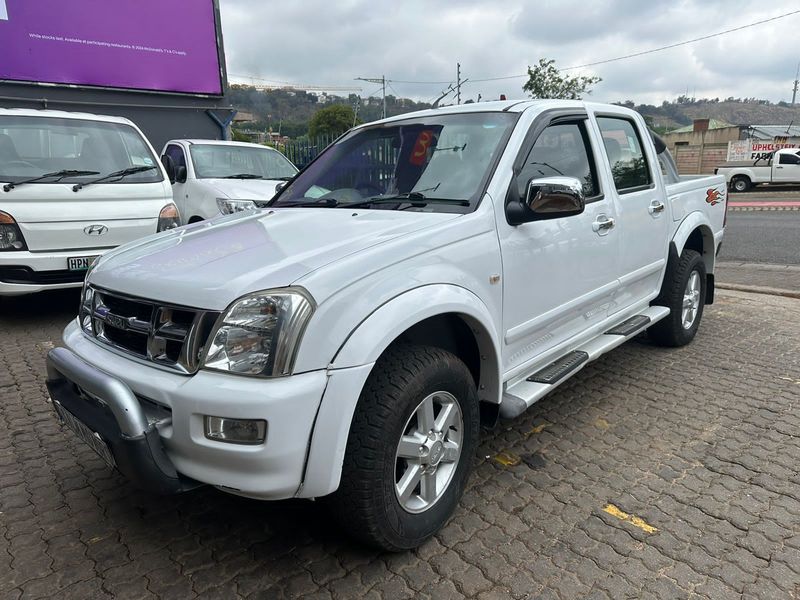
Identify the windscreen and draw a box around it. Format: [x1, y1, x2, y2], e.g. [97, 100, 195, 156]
[271, 112, 518, 213]
[0, 116, 162, 184]
[191, 145, 298, 180]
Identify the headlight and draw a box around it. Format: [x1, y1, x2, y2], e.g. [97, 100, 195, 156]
[201, 288, 314, 377]
[0, 211, 27, 251]
[217, 198, 258, 215]
[157, 203, 181, 232]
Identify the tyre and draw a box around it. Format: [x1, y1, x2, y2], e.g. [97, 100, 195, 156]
[329, 344, 480, 551]
[648, 249, 706, 347]
[731, 176, 751, 193]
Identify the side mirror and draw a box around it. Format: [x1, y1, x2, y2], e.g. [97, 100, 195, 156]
[175, 165, 187, 184]
[506, 176, 586, 225]
[161, 155, 176, 184]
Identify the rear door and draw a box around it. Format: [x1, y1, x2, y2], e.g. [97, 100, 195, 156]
[499, 112, 620, 373]
[592, 112, 669, 313]
[773, 151, 800, 183]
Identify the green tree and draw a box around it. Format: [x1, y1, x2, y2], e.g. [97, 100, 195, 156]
[308, 104, 358, 138]
[522, 58, 601, 100]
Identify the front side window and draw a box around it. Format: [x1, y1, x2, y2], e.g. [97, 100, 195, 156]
[165, 144, 187, 169]
[518, 120, 599, 199]
[190, 144, 298, 180]
[0, 116, 162, 184]
[779, 153, 800, 165]
[597, 117, 652, 193]
[271, 112, 518, 213]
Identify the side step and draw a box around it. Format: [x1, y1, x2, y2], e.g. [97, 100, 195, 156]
[605, 314, 650, 337]
[526, 351, 588, 385]
[500, 305, 670, 419]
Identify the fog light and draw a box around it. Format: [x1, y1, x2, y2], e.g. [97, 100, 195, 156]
[204, 416, 267, 445]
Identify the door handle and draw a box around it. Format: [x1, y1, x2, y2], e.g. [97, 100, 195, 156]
[592, 216, 615, 232]
[649, 200, 666, 215]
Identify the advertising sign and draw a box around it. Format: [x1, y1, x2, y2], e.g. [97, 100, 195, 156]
[0, 0, 223, 95]
[727, 138, 800, 162]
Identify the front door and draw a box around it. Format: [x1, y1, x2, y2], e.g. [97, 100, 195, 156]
[773, 151, 800, 183]
[163, 143, 189, 220]
[499, 116, 620, 374]
[594, 114, 669, 313]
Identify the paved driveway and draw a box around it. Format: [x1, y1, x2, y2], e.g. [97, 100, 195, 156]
[1, 289, 799, 599]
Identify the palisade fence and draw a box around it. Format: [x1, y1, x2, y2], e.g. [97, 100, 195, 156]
[272, 133, 339, 169]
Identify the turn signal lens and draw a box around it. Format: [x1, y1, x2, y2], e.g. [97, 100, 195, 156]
[157, 203, 181, 232]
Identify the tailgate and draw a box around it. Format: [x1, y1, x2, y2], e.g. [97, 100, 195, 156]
[4, 182, 170, 251]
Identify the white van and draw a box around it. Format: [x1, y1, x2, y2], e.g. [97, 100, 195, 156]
[160, 140, 298, 222]
[0, 108, 178, 296]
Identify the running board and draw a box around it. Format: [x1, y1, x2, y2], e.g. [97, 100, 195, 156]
[500, 305, 670, 419]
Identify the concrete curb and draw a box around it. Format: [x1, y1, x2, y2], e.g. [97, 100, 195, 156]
[717, 282, 800, 299]
[728, 206, 800, 211]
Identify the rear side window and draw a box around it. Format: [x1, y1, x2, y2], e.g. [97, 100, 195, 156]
[518, 120, 599, 199]
[597, 117, 651, 193]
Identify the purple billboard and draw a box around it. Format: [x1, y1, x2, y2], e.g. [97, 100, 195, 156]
[0, 0, 223, 95]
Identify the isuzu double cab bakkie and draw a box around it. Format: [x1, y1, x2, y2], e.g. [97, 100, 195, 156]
[46, 100, 726, 550]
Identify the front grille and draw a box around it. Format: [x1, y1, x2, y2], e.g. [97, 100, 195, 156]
[85, 287, 220, 374]
[0, 266, 86, 285]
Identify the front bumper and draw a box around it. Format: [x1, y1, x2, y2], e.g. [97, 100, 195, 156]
[46, 347, 197, 494]
[0, 248, 113, 295]
[51, 320, 329, 499]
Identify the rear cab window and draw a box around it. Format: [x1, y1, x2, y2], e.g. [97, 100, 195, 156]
[596, 117, 652, 193]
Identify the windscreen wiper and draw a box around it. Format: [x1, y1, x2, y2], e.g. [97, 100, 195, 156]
[3, 169, 100, 192]
[222, 173, 264, 179]
[344, 193, 469, 209]
[72, 165, 157, 192]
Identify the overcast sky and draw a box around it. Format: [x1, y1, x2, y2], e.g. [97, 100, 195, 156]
[219, 0, 800, 105]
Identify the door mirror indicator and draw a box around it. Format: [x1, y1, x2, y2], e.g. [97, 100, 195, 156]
[175, 166, 188, 184]
[506, 176, 586, 225]
[161, 155, 176, 184]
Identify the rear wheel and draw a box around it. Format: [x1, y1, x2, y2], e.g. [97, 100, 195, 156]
[731, 176, 751, 193]
[329, 344, 479, 551]
[648, 249, 706, 347]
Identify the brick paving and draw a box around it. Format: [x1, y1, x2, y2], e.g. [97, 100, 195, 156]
[1, 288, 800, 599]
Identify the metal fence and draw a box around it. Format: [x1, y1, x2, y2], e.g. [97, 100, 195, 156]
[274, 134, 338, 169]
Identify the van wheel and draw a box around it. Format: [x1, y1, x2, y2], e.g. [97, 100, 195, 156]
[188, 216, 204, 224]
[329, 344, 479, 551]
[648, 249, 706, 347]
[731, 176, 751, 193]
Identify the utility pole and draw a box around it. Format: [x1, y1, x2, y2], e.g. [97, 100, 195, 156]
[457, 63, 461, 104]
[792, 62, 800, 106]
[354, 76, 386, 118]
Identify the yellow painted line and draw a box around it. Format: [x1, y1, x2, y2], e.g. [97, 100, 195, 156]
[493, 451, 521, 467]
[602, 504, 658, 534]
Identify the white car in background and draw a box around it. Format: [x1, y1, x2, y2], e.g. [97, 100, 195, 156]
[160, 140, 298, 223]
[0, 108, 179, 296]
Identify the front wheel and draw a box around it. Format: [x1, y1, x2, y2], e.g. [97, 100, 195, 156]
[648, 249, 706, 347]
[329, 344, 479, 551]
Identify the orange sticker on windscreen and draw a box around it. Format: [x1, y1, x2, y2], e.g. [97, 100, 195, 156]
[410, 130, 434, 166]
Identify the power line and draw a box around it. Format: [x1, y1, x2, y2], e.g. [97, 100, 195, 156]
[381, 9, 800, 86]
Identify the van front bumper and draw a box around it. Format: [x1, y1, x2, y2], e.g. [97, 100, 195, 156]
[0, 248, 113, 295]
[50, 320, 330, 499]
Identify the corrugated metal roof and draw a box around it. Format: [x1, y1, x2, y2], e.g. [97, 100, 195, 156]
[668, 119, 737, 134]
[743, 125, 800, 139]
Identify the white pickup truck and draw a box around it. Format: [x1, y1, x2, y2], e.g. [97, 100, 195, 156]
[716, 147, 800, 192]
[46, 100, 726, 551]
[160, 139, 298, 223]
[0, 108, 179, 296]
